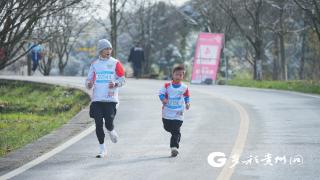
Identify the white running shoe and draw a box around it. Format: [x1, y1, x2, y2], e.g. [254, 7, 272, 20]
[171, 147, 179, 157]
[107, 130, 118, 143]
[96, 144, 106, 158]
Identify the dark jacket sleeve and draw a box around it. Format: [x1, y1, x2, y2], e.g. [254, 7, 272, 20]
[128, 47, 134, 62]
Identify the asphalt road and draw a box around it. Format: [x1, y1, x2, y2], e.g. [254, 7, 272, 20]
[0, 76, 319, 180]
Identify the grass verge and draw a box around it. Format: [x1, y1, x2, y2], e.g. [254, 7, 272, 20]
[0, 79, 90, 157]
[226, 79, 320, 95]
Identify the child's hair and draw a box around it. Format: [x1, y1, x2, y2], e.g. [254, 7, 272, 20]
[173, 65, 185, 74]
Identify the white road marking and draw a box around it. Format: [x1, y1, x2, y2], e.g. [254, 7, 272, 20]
[0, 125, 95, 180]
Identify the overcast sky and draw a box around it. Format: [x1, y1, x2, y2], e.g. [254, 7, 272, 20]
[91, 0, 189, 18]
[170, 0, 189, 6]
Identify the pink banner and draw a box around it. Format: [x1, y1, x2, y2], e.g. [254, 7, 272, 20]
[191, 33, 224, 84]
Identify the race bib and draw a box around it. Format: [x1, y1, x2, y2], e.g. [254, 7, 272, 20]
[166, 97, 182, 109]
[95, 71, 114, 83]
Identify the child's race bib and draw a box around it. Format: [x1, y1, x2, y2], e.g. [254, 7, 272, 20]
[166, 97, 183, 109]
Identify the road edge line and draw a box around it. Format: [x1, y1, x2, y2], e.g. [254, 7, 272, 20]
[0, 125, 95, 180]
[194, 89, 250, 180]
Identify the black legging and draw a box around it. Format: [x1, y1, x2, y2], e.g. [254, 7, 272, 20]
[90, 102, 117, 144]
[162, 118, 183, 148]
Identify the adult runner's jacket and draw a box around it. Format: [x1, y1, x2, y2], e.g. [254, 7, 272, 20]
[86, 56, 125, 103]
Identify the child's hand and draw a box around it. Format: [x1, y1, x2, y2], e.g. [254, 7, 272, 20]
[162, 98, 168, 105]
[185, 103, 190, 110]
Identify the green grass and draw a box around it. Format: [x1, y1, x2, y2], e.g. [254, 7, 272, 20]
[226, 79, 320, 95]
[0, 79, 90, 157]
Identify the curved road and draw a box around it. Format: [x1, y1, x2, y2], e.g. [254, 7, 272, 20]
[0, 76, 319, 180]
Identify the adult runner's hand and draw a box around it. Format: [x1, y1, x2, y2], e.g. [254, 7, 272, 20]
[109, 81, 117, 88]
[87, 80, 93, 89]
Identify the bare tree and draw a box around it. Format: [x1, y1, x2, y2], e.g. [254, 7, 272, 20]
[124, 0, 153, 74]
[0, 0, 82, 70]
[95, 0, 128, 58]
[52, 5, 91, 75]
[34, 11, 62, 76]
[263, 0, 308, 80]
[294, 0, 320, 42]
[299, 28, 307, 80]
[306, 30, 320, 80]
[263, 0, 291, 80]
[25, 9, 65, 75]
[122, 1, 185, 75]
[38, 42, 54, 76]
[293, 0, 320, 81]
[271, 31, 281, 80]
[276, 1, 289, 80]
[219, 0, 265, 80]
[110, 0, 128, 57]
[189, 0, 234, 41]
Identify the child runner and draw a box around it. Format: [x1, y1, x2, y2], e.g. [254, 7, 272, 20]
[159, 65, 190, 157]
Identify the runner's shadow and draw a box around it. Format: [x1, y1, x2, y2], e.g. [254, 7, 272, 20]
[89, 155, 172, 168]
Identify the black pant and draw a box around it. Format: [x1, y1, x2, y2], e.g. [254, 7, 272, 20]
[32, 59, 39, 71]
[132, 63, 142, 78]
[90, 102, 117, 144]
[162, 118, 183, 148]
